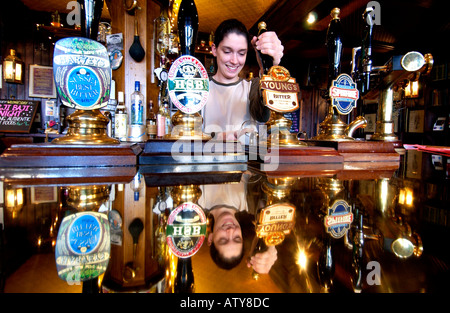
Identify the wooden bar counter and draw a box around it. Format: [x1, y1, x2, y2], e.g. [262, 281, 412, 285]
[0, 140, 448, 296]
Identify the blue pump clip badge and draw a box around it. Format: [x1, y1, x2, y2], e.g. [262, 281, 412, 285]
[55, 211, 110, 284]
[324, 199, 353, 239]
[168, 55, 209, 114]
[329, 74, 359, 115]
[53, 37, 111, 110]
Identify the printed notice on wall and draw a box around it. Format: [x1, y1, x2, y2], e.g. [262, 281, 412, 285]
[0, 100, 39, 133]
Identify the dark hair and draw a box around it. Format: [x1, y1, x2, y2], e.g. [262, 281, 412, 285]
[210, 241, 244, 270]
[214, 19, 251, 48]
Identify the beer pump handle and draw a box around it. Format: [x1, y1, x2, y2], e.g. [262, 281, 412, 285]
[360, 7, 375, 94]
[177, 0, 199, 56]
[256, 22, 274, 75]
[326, 8, 343, 97]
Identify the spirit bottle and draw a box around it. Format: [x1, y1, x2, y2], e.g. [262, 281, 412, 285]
[130, 81, 145, 125]
[146, 100, 157, 139]
[163, 99, 172, 136]
[129, 81, 146, 142]
[156, 97, 167, 138]
[114, 91, 128, 142]
[107, 79, 117, 137]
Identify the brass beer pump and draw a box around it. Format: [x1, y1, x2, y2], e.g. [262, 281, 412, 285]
[352, 7, 433, 142]
[52, 0, 119, 145]
[368, 53, 433, 142]
[257, 22, 306, 147]
[311, 8, 367, 142]
[165, 0, 210, 140]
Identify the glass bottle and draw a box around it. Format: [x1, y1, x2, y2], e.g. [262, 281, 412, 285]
[146, 100, 157, 139]
[130, 172, 143, 201]
[107, 79, 117, 137]
[129, 81, 146, 142]
[156, 96, 167, 138]
[163, 99, 172, 136]
[114, 91, 128, 142]
[130, 81, 145, 126]
[177, 0, 199, 56]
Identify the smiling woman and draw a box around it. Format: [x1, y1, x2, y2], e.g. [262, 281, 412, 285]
[201, 18, 284, 143]
[211, 32, 249, 84]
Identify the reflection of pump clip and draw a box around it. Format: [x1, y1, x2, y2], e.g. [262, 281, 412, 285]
[175, 215, 200, 224]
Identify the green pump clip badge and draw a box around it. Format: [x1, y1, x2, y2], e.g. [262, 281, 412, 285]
[168, 55, 209, 114]
[166, 202, 207, 258]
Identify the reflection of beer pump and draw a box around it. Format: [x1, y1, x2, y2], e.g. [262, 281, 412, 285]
[262, 176, 297, 205]
[352, 7, 433, 142]
[311, 8, 367, 142]
[259, 176, 297, 246]
[250, 176, 297, 280]
[316, 178, 353, 291]
[344, 179, 423, 291]
[343, 201, 379, 292]
[165, 184, 206, 293]
[66, 185, 110, 211]
[55, 184, 112, 293]
[375, 178, 423, 259]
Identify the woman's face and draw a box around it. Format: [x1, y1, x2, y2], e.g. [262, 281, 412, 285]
[212, 32, 248, 84]
[208, 209, 243, 259]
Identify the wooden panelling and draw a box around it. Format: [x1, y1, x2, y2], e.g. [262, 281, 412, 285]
[106, 0, 161, 115]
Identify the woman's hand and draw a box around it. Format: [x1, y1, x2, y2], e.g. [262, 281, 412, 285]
[213, 131, 238, 141]
[247, 245, 278, 274]
[251, 32, 284, 66]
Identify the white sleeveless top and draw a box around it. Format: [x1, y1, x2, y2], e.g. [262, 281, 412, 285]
[201, 78, 252, 142]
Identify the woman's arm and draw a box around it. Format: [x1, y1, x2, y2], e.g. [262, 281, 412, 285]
[249, 77, 270, 123]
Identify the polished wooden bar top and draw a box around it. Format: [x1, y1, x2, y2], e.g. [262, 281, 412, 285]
[1, 149, 448, 294]
[1, 139, 401, 168]
[0, 142, 141, 167]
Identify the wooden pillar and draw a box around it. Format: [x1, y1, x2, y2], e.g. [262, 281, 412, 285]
[105, 0, 161, 114]
[103, 0, 162, 289]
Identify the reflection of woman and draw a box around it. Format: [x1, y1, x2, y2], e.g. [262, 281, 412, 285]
[199, 174, 277, 273]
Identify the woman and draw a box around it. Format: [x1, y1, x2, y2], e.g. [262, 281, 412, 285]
[202, 19, 284, 142]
